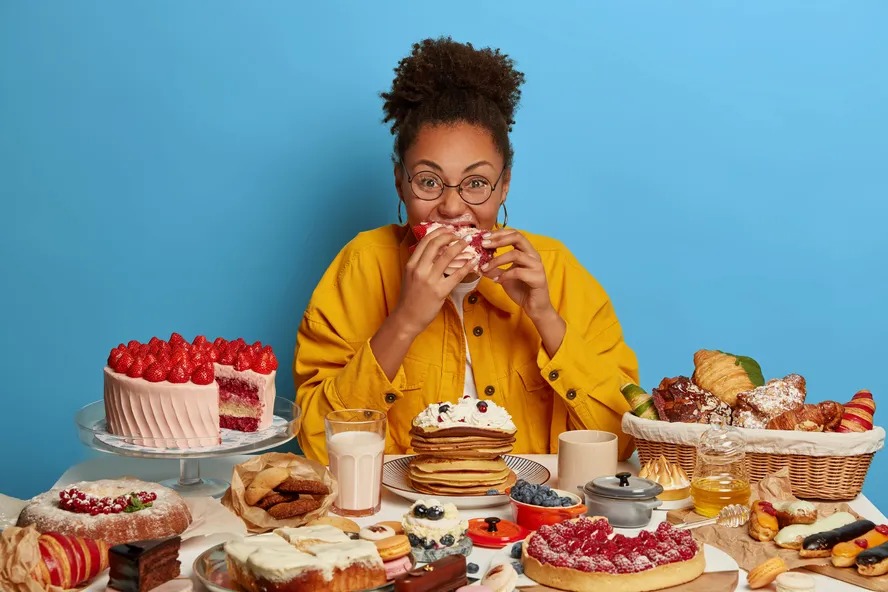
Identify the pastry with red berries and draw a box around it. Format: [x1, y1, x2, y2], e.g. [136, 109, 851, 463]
[104, 333, 278, 448]
[411, 221, 494, 273]
[407, 397, 518, 495]
[521, 517, 706, 592]
[17, 479, 191, 547]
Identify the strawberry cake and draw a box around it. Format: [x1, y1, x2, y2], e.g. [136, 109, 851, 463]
[103, 333, 278, 448]
[411, 222, 494, 272]
[521, 518, 705, 592]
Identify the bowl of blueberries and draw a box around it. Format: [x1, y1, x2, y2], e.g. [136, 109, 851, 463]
[508, 479, 587, 531]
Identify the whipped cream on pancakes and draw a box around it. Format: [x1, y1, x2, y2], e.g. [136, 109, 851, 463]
[413, 396, 516, 432]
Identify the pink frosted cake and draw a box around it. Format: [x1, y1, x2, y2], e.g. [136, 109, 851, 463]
[103, 333, 277, 448]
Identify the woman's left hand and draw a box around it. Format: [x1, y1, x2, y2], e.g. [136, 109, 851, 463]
[480, 229, 554, 321]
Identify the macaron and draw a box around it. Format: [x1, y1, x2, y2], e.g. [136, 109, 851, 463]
[383, 554, 413, 580]
[375, 534, 411, 561]
[481, 563, 518, 592]
[747, 556, 788, 589]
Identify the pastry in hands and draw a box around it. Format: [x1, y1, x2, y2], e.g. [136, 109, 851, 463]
[692, 349, 765, 407]
[772, 500, 817, 528]
[620, 383, 660, 420]
[638, 456, 690, 501]
[832, 524, 888, 567]
[732, 374, 806, 429]
[767, 401, 844, 432]
[651, 376, 732, 424]
[748, 501, 780, 542]
[836, 389, 876, 432]
[411, 222, 494, 274]
[774, 512, 857, 549]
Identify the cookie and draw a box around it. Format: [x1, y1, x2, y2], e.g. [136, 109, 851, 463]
[276, 478, 330, 495]
[359, 524, 396, 541]
[255, 491, 299, 510]
[267, 497, 322, 519]
[244, 467, 290, 505]
[377, 520, 405, 535]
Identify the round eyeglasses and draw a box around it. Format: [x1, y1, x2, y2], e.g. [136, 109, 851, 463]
[402, 162, 505, 205]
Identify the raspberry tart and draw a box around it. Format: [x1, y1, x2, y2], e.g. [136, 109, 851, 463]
[521, 517, 705, 592]
[104, 333, 277, 448]
[17, 479, 192, 547]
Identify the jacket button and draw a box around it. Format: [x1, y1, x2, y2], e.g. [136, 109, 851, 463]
[566, 389, 577, 400]
[384, 393, 397, 404]
[468, 294, 478, 304]
[472, 326, 484, 337]
[484, 385, 496, 396]
[548, 370, 560, 381]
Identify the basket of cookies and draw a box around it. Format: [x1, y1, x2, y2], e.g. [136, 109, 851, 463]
[221, 452, 337, 532]
[621, 349, 884, 500]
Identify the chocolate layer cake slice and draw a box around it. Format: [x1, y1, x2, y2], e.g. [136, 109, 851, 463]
[108, 536, 181, 592]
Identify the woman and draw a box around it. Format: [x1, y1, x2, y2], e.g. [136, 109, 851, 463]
[295, 37, 639, 463]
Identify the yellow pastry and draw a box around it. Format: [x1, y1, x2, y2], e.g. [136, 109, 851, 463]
[692, 349, 765, 407]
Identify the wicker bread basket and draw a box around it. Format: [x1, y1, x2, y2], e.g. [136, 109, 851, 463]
[622, 413, 885, 500]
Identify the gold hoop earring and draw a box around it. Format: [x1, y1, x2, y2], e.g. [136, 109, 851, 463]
[498, 203, 508, 228]
[397, 200, 404, 225]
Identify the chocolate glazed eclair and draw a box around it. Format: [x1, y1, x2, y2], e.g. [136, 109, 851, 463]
[800, 519, 875, 558]
[857, 540, 888, 577]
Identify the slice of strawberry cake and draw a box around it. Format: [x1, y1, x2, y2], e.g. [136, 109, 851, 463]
[411, 222, 495, 272]
[103, 333, 278, 449]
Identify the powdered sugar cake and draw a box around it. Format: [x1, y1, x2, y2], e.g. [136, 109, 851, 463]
[408, 397, 518, 494]
[17, 479, 192, 547]
[522, 517, 705, 592]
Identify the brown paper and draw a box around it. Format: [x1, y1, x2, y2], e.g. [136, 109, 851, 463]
[666, 468, 888, 591]
[0, 526, 64, 592]
[221, 452, 338, 533]
[524, 570, 738, 591]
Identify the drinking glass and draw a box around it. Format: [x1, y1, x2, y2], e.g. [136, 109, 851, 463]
[325, 409, 387, 517]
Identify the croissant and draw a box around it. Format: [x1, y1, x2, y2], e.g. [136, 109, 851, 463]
[767, 401, 844, 431]
[0, 526, 110, 591]
[692, 350, 765, 407]
[836, 390, 876, 432]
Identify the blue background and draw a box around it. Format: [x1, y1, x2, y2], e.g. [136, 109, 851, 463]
[2, 2, 886, 505]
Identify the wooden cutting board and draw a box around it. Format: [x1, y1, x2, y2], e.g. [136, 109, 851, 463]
[521, 570, 739, 591]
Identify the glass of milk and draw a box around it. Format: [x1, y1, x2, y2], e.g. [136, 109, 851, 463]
[325, 409, 387, 516]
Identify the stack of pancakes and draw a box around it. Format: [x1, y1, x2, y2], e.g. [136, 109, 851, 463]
[408, 422, 518, 495]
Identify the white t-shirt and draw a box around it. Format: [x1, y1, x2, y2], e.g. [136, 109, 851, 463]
[449, 278, 481, 399]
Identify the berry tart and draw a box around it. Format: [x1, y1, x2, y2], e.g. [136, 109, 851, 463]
[16, 479, 192, 547]
[104, 333, 278, 448]
[521, 517, 706, 592]
[411, 222, 494, 273]
[401, 499, 472, 563]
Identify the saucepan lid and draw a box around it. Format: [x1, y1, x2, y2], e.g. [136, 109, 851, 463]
[582, 471, 663, 500]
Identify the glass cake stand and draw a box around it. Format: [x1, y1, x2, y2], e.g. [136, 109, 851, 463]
[74, 397, 301, 498]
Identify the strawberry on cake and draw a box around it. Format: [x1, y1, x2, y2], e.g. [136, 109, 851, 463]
[411, 222, 495, 273]
[522, 517, 705, 592]
[104, 333, 278, 449]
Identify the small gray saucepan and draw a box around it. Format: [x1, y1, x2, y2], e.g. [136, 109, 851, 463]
[579, 472, 663, 528]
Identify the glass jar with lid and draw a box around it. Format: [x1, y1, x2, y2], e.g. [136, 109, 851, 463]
[690, 420, 751, 517]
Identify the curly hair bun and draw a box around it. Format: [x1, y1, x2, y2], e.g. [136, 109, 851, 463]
[382, 37, 525, 165]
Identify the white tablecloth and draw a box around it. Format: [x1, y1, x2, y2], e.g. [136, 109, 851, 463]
[55, 454, 885, 591]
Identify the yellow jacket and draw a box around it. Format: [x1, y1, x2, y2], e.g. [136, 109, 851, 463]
[294, 224, 639, 463]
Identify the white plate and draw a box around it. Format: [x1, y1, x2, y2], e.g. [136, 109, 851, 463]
[382, 455, 550, 509]
[485, 542, 738, 588]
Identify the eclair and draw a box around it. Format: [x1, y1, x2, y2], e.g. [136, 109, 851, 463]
[857, 540, 888, 577]
[833, 524, 888, 567]
[774, 512, 856, 549]
[748, 501, 780, 542]
[773, 500, 817, 528]
[800, 519, 875, 558]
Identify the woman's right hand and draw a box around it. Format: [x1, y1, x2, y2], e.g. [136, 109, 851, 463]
[392, 227, 476, 336]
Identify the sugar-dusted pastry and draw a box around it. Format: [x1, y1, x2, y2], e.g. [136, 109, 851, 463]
[836, 390, 876, 432]
[767, 401, 844, 432]
[800, 519, 875, 558]
[749, 501, 780, 542]
[651, 376, 732, 424]
[832, 524, 888, 567]
[732, 374, 806, 430]
[774, 511, 857, 549]
[638, 456, 690, 501]
[692, 349, 765, 407]
[773, 500, 817, 528]
[620, 383, 660, 420]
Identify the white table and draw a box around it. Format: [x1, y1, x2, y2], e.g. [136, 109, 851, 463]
[56, 455, 884, 591]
